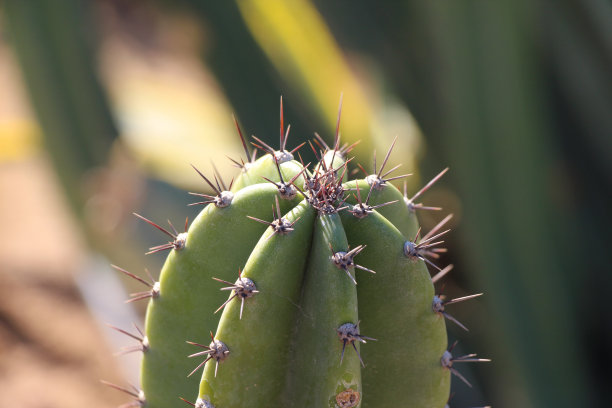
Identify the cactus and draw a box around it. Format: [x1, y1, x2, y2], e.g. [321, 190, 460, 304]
[107, 99, 488, 407]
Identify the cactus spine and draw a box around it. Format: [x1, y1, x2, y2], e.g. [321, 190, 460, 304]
[108, 99, 488, 408]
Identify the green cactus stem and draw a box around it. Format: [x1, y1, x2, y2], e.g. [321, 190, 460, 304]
[341, 209, 449, 408]
[197, 199, 315, 406]
[107, 101, 488, 408]
[139, 182, 302, 408]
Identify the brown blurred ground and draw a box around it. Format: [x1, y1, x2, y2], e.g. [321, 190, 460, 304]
[0, 156, 126, 408]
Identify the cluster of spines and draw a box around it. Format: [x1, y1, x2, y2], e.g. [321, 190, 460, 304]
[104, 98, 489, 408]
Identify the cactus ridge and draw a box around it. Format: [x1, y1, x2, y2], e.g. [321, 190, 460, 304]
[107, 100, 489, 408]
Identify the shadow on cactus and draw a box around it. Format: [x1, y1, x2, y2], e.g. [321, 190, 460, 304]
[105, 97, 489, 408]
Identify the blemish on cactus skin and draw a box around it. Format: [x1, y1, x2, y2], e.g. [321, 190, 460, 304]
[335, 388, 360, 408]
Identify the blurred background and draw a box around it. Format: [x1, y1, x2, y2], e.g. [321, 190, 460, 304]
[0, 1, 610, 407]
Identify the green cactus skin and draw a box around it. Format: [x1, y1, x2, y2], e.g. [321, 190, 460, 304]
[340, 209, 450, 408]
[284, 213, 363, 408]
[197, 199, 316, 406]
[140, 183, 302, 408]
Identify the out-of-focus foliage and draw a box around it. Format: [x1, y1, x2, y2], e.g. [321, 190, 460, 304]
[2, 0, 611, 407]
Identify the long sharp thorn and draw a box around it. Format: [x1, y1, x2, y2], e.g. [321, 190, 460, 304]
[352, 341, 366, 368]
[354, 181, 363, 204]
[188, 192, 217, 199]
[289, 216, 302, 227]
[411, 167, 449, 202]
[308, 141, 321, 161]
[100, 381, 141, 399]
[422, 214, 453, 241]
[370, 199, 399, 210]
[456, 357, 492, 363]
[357, 163, 368, 177]
[186, 340, 209, 348]
[420, 230, 450, 246]
[280, 96, 284, 150]
[272, 156, 285, 182]
[240, 297, 245, 320]
[377, 136, 398, 178]
[384, 173, 412, 182]
[275, 196, 282, 220]
[112, 265, 152, 288]
[412, 227, 422, 244]
[227, 156, 242, 168]
[214, 294, 237, 314]
[313, 132, 329, 150]
[179, 397, 196, 407]
[187, 348, 214, 358]
[215, 361, 219, 377]
[289, 164, 310, 184]
[290, 141, 307, 154]
[251, 135, 275, 154]
[107, 324, 142, 342]
[363, 182, 376, 206]
[355, 264, 376, 274]
[283, 124, 291, 151]
[212, 174, 223, 193]
[446, 293, 484, 305]
[115, 345, 145, 356]
[126, 292, 153, 303]
[211, 162, 227, 191]
[344, 268, 358, 285]
[233, 115, 250, 161]
[414, 204, 443, 211]
[422, 256, 443, 271]
[146, 244, 174, 255]
[246, 215, 274, 226]
[381, 163, 403, 179]
[212, 276, 235, 286]
[450, 368, 473, 387]
[133, 213, 175, 238]
[187, 356, 211, 378]
[443, 312, 470, 331]
[346, 244, 366, 257]
[190, 164, 220, 194]
[431, 264, 454, 284]
[188, 200, 215, 207]
[167, 220, 178, 236]
[340, 339, 347, 364]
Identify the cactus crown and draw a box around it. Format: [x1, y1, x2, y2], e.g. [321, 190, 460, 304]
[106, 98, 488, 408]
